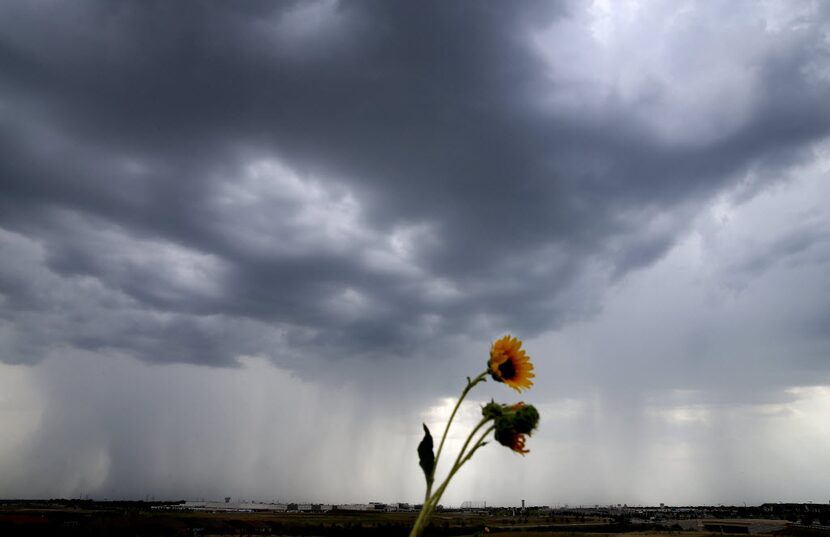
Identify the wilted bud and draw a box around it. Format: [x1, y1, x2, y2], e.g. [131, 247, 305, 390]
[491, 403, 539, 455]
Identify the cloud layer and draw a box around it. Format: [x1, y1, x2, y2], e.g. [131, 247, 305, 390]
[2, 0, 828, 370]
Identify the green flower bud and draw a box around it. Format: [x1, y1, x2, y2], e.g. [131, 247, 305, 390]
[513, 404, 539, 435]
[481, 400, 503, 420]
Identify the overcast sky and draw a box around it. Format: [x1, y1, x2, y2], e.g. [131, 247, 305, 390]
[1, 0, 830, 507]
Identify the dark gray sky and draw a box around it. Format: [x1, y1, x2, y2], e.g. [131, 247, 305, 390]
[1, 0, 829, 506]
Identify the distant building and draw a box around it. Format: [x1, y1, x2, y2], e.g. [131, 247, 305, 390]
[336, 503, 374, 512]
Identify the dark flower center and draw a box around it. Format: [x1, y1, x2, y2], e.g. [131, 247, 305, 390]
[498, 358, 516, 380]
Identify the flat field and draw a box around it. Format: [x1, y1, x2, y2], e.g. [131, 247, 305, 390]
[0, 502, 797, 537]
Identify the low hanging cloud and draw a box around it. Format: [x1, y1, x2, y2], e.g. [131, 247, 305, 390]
[1, 0, 829, 374]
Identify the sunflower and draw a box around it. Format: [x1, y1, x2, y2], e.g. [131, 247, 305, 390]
[488, 335, 535, 392]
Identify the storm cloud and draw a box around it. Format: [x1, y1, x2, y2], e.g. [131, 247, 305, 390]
[2, 0, 827, 369]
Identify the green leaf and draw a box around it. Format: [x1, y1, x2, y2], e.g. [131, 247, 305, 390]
[417, 423, 435, 483]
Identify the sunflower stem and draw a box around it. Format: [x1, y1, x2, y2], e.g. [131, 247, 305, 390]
[411, 418, 494, 537]
[426, 370, 487, 501]
[450, 417, 490, 472]
[462, 424, 495, 464]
